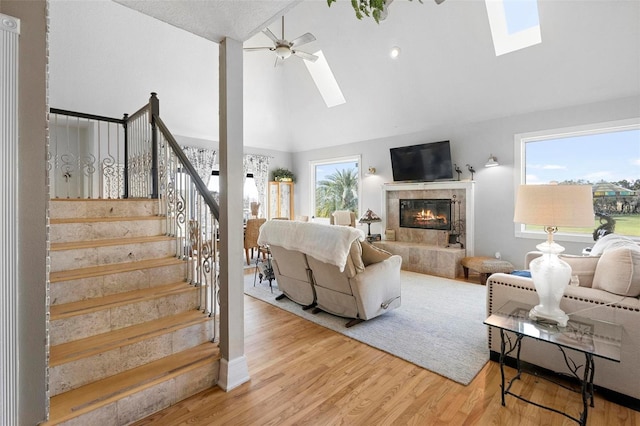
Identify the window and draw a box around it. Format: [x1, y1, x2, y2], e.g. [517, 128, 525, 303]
[515, 119, 640, 242]
[310, 156, 361, 223]
[207, 171, 261, 220]
[303, 50, 346, 108]
[485, 0, 541, 56]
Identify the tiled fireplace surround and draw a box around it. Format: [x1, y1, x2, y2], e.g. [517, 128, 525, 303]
[375, 181, 475, 278]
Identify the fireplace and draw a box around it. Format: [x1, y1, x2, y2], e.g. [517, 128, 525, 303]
[399, 199, 451, 230]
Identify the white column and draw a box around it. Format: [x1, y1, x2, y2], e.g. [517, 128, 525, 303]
[0, 13, 20, 426]
[217, 37, 249, 391]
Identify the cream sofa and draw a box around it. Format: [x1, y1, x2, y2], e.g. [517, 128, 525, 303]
[486, 234, 640, 402]
[258, 220, 402, 327]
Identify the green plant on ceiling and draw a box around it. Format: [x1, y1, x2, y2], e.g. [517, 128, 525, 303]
[327, 0, 445, 24]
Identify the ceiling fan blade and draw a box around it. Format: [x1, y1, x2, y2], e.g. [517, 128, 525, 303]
[434, 0, 446, 4]
[243, 47, 274, 52]
[292, 50, 318, 62]
[262, 27, 279, 43]
[290, 32, 316, 48]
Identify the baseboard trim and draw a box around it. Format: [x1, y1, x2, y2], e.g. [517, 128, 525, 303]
[217, 356, 250, 391]
[489, 351, 639, 412]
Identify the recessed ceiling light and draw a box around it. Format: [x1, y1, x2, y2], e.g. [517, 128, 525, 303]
[390, 46, 401, 59]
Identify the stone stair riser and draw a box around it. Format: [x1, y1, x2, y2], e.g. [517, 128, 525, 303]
[50, 263, 186, 305]
[50, 200, 158, 219]
[50, 240, 176, 272]
[50, 290, 198, 345]
[49, 321, 212, 396]
[50, 219, 165, 244]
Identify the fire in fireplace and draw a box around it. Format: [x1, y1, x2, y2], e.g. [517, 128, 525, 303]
[399, 199, 451, 230]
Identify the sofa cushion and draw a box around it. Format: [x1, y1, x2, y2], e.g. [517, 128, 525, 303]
[559, 254, 600, 287]
[345, 240, 365, 276]
[592, 247, 640, 297]
[361, 242, 391, 266]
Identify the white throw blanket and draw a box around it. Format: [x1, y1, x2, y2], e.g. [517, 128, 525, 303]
[258, 220, 365, 272]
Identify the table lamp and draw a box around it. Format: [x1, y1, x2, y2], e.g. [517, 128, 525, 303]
[359, 209, 381, 237]
[514, 183, 594, 327]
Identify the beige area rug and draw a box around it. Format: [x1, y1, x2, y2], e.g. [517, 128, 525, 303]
[244, 270, 489, 385]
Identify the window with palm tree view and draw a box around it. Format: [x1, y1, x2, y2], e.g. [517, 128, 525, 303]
[517, 119, 640, 240]
[311, 156, 360, 222]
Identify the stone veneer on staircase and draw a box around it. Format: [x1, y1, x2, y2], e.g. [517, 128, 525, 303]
[44, 199, 219, 425]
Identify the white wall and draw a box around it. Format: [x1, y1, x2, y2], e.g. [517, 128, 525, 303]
[292, 95, 640, 268]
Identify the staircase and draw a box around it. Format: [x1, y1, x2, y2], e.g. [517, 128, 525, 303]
[44, 198, 220, 425]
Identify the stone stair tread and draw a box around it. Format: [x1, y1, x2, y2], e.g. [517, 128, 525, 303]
[45, 342, 219, 425]
[51, 215, 163, 224]
[50, 281, 195, 320]
[50, 256, 184, 283]
[50, 310, 209, 367]
[51, 235, 173, 251]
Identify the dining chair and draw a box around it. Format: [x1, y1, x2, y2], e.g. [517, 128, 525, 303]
[244, 218, 266, 264]
[330, 210, 356, 227]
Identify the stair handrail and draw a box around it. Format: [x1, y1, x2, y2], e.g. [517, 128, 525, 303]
[153, 115, 220, 220]
[49, 108, 129, 199]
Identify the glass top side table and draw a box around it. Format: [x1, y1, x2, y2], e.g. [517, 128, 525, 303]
[484, 300, 622, 425]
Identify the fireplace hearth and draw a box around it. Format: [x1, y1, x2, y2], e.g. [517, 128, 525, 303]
[399, 199, 451, 230]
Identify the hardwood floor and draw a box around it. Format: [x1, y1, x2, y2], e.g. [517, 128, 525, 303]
[134, 295, 639, 425]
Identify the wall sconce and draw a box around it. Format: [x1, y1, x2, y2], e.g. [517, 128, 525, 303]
[366, 167, 377, 176]
[466, 164, 476, 180]
[485, 154, 499, 168]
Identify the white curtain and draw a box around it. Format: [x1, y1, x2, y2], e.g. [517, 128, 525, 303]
[243, 154, 271, 209]
[181, 146, 271, 209]
[181, 146, 218, 184]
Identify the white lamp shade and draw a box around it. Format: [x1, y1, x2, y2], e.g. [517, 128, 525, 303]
[514, 184, 594, 228]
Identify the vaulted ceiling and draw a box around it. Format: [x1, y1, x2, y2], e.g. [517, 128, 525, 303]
[49, 0, 640, 152]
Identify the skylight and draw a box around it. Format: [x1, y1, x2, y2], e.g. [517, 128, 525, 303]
[303, 50, 346, 108]
[485, 0, 541, 56]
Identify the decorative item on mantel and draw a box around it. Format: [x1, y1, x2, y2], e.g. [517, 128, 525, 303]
[466, 164, 476, 180]
[271, 167, 295, 182]
[359, 209, 382, 240]
[514, 182, 594, 327]
[454, 164, 463, 181]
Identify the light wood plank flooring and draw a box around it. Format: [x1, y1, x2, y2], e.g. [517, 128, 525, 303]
[134, 295, 639, 425]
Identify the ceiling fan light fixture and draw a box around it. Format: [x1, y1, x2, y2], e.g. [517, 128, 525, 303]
[275, 45, 291, 60]
[390, 46, 401, 59]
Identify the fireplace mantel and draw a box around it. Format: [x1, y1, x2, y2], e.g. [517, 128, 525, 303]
[380, 181, 475, 256]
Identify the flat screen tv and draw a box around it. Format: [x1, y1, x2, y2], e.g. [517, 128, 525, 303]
[390, 141, 454, 182]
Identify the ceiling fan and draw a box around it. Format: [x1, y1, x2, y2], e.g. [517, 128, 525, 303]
[244, 16, 318, 65]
